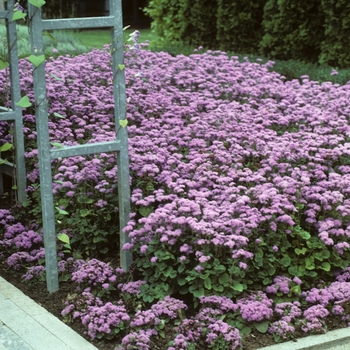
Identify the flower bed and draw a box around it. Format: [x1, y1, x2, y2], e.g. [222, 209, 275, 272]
[1, 45, 350, 349]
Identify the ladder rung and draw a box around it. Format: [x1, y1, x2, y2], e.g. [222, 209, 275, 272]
[50, 140, 121, 159]
[42, 16, 116, 31]
[0, 111, 16, 121]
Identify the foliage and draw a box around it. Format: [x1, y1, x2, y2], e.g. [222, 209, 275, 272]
[3, 30, 350, 348]
[216, 0, 266, 54]
[259, 0, 325, 63]
[319, 0, 350, 68]
[143, 0, 188, 45]
[180, 0, 218, 49]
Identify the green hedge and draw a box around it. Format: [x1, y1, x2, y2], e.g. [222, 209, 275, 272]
[143, 0, 188, 45]
[217, 0, 266, 54]
[319, 0, 350, 68]
[181, 0, 218, 49]
[259, 0, 324, 63]
[145, 0, 350, 69]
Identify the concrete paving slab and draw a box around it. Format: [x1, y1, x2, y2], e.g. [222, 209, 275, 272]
[258, 326, 350, 350]
[0, 277, 98, 350]
[0, 320, 32, 350]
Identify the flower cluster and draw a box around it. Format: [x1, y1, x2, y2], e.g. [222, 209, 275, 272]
[71, 259, 116, 286]
[237, 292, 273, 322]
[3, 33, 350, 348]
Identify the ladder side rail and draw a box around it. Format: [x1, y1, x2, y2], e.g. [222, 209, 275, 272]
[110, 0, 133, 271]
[28, 2, 59, 293]
[27, 0, 132, 293]
[7, 0, 27, 202]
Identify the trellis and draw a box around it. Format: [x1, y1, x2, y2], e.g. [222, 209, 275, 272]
[2, 0, 132, 293]
[0, 0, 27, 203]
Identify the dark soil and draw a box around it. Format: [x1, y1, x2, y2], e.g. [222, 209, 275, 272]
[0, 184, 349, 350]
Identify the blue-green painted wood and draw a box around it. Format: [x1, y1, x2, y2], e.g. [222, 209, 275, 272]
[28, 0, 132, 292]
[29, 3, 59, 294]
[0, 0, 27, 203]
[50, 141, 121, 159]
[41, 16, 116, 30]
[110, 0, 133, 270]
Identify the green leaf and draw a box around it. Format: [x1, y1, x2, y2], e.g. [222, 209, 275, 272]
[267, 265, 276, 276]
[29, 0, 46, 8]
[0, 143, 13, 152]
[213, 264, 226, 273]
[43, 32, 56, 42]
[281, 255, 291, 267]
[146, 182, 155, 191]
[254, 320, 269, 333]
[295, 247, 307, 255]
[212, 284, 224, 292]
[119, 119, 128, 128]
[54, 180, 64, 184]
[28, 54, 45, 67]
[12, 185, 17, 190]
[139, 206, 153, 217]
[192, 287, 204, 298]
[232, 281, 244, 292]
[218, 272, 230, 284]
[240, 326, 252, 336]
[80, 209, 90, 217]
[50, 73, 62, 81]
[305, 257, 315, 270]
[55, 207, 69, 215]
[57, 233, 70, 244]
[16, 96, 31, 108]
[290, 285, 301, 295]
[0, 60, 9, 69]
[177, 276, 187, 286]
[12, 11, 27, 21]
[53, 112, 65, 119]
[204, 277, 212, 290]
[320, 262, 331, 271]
[50, 142, 64, 149]
[118, 64, 125, 71]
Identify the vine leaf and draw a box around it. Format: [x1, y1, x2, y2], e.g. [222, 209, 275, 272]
[29, 0, 46, 8]
[118, 64, 125, 71]
[0, 143, 13, 152]
[119, 119, 128, 128]
[55, 207, 69, 215]
[57, 233, 70, 244]
[28, 54, 45, 67]
[16, 96, 31, 108]
[0, 61, 9, 69]
[50, 73, 62, 81]
[53, 112, 65, 119]
[139, 206, 154, 217]
[12, 11, 27, 21]
[50, 142, 64, 149]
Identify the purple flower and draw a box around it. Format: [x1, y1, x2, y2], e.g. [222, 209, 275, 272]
[140, 245, 148, 254]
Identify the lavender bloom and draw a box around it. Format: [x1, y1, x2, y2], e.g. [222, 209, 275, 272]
[237, 292, 273, 322]
[268, 320, 295, 340]
[117, 329, 158, 350]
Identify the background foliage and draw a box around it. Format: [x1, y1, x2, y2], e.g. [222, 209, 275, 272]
[259, 0, 325, 63]
[144, 0, 350, 69]
[216, 0, 265, 55]
[319, 0, 350, 68]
